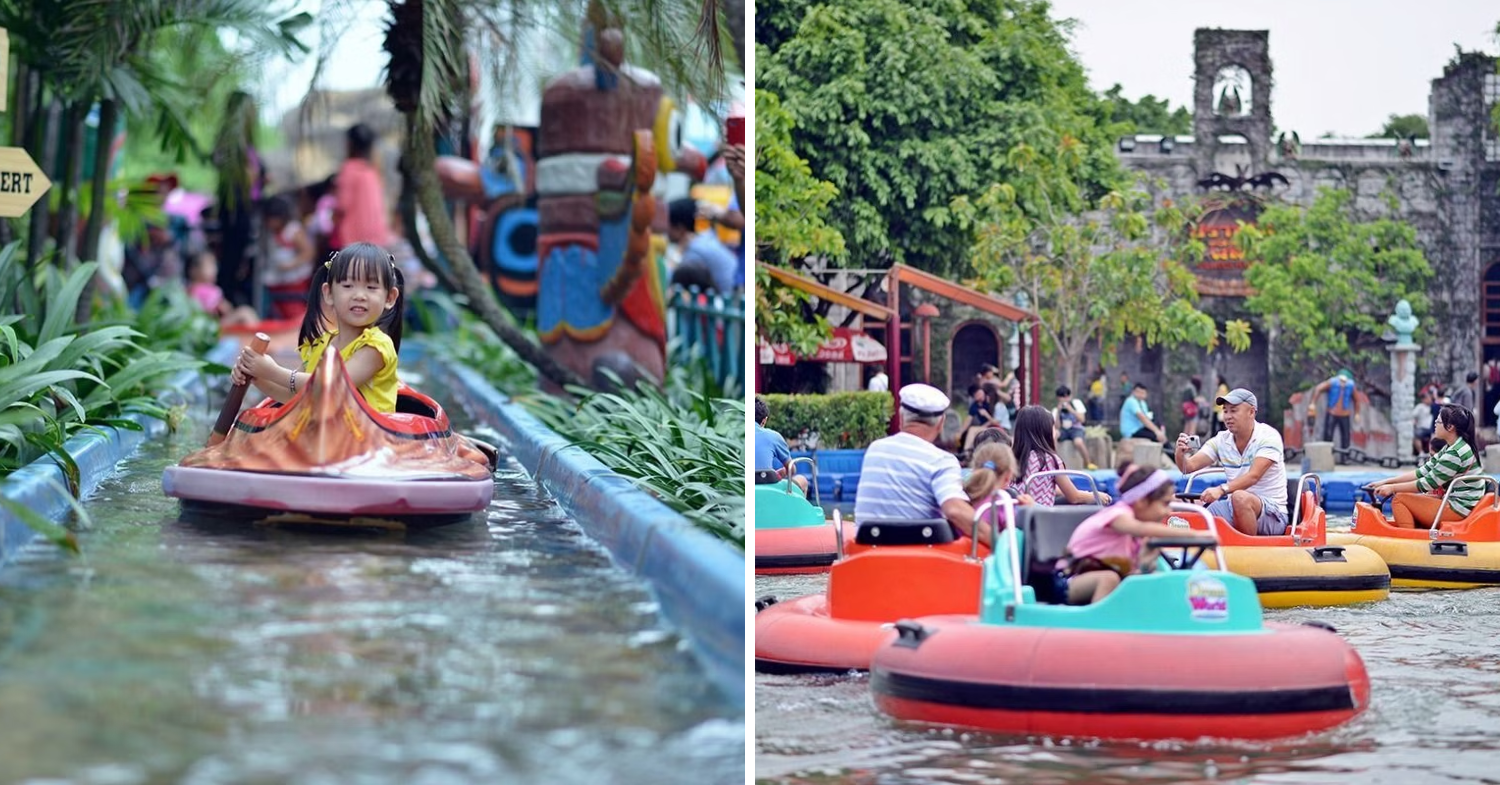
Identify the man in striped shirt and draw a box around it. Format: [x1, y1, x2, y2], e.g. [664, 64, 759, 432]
[855, 384, 985, 543]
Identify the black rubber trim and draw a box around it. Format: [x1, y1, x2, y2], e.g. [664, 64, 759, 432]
[1252, 573, 1391, 594]
[871, 670, 1355, 714]
[755, 552, 837, 570]
[1388, 565, 1500, 585]
[755, 658, 860, 675]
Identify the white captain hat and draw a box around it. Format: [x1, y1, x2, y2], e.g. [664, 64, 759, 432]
[899, 383, 950, 416]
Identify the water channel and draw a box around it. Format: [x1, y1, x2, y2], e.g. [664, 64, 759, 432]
[754, 541, 1500, 784]
[0, 383, 743, 784]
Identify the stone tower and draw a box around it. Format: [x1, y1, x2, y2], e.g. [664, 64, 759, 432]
[1192, 29, 1273, 176]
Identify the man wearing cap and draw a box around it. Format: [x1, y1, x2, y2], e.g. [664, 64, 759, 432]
[1313, 370, 1358, 451]
[855, 384, 987, 543]
[1174, 388, 1289, 536]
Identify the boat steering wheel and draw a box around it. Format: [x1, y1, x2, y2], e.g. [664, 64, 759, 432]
[1144, 537, 1219, 571]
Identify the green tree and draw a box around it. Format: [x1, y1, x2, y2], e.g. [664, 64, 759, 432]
[757, 0, 1123, 276]
[1367, 113, 1429, 139]
[1101, 84, 1192, 136]
[1237, 187, 1432, 381]
[955, 138, 1250, 392]
[753, 85, 843, 354]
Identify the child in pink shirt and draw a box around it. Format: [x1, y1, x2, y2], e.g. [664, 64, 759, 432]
[330, 123, 390, 249]
[1059, 466, 1214, 605]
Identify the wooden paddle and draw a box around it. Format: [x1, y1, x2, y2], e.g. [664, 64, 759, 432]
[208, 332, 270, 447]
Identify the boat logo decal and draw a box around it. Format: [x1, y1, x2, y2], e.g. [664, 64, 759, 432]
[1186, 574, 1229, 621]
[1166, 515, 1192, 530]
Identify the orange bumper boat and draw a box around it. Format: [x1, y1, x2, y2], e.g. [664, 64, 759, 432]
[163, 347, 494, 524]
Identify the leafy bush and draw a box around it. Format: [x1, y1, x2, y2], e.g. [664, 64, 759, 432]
[524, 373, 746, 549]
[417, 304, 745, 549]
[0, 243, 205, 482]
[759, 392, 891, 449]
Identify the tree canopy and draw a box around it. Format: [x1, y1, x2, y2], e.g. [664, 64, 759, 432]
[955, 138, 1250, 392]
[1367, 113, 1428, 140]
[1101, 84, 1192, 137]
[1237, 187, 1432, 377]
[756, 0, 1123, 276]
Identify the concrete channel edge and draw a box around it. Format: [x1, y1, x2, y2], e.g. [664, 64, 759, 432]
[0, 338, 240, 568]
[411, 341, 746, 708]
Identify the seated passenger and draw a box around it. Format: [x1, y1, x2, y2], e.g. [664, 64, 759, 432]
[964, 443, 1034, 508]
[1057, 466, 1214, 605]
[1012, 405, 1112, 506]
[753, 397, 809, 494]
[1173, 388, 1289, 536]
[855, 384, 989, 545]
[1373, 404, 1482, 527]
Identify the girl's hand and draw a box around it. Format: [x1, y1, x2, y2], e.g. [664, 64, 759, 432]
[1373, 484, 1395, 500]
[235, 348, 283, 385]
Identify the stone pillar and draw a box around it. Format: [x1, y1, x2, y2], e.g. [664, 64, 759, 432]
[1391, 342, 1418, 458]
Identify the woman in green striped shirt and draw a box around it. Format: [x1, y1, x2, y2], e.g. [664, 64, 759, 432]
[1373, 404, 1483, 527]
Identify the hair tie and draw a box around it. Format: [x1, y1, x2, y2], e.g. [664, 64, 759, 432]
[325, 251, 338, 270]
[982, 461, 997, 470]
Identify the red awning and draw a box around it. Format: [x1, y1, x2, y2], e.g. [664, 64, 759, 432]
[758, 327, 888, 365]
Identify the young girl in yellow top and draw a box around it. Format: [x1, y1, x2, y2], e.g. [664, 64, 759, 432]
[230, 242, 406, 413]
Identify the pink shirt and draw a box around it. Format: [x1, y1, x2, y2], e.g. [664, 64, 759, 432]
[1064, 506, 1141, 564]
[188, 282, 223, 314]
[331, 159, 390, 248]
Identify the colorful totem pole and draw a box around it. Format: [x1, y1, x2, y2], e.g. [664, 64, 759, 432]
[533, 23, 705, 387]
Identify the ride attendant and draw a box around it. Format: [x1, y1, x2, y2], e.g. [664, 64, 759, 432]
[1314, 370, 1357, 451]
[855, 384, 993, 545]
[1174, 388, 1289, 537]
[330, 124, 391, 250]
[1013, 405, 1111, 507]
[1056, 466, 1215, 605]
[1119, 383, 1165, 442]
[1373, 404, 1483, 528]
[231, 242, 405, 413]
[753, 397, 809, 495]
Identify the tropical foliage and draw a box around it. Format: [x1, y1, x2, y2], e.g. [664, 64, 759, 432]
[954, 139, 1251, 392]
[756, 0, 1122, 276]
[422, 304, 745, 548]
[1237, 187, 1432, 377]
[0, 241, 209, 483]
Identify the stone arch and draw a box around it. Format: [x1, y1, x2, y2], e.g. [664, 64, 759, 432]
[948, 320, 1001, 400]
[1212, 65, 1253, 116]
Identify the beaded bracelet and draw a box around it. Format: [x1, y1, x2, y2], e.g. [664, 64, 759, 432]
[289, 370, 297, 395]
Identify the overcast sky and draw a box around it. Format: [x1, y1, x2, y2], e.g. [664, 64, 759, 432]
[1047, 0, 1498, 138]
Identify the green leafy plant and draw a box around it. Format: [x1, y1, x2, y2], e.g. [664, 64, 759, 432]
[525, 371, 746, 549]
[759, 392, 892, 449]
[420, 304, 745, 548]
[0, 242, 204, 478]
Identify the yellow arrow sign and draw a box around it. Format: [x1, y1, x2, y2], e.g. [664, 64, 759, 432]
[0, 147, 50, 218]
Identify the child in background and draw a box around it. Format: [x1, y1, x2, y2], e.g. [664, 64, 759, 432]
[231, 242, 405, 413]
[261, 196, 315, 320]
[1056, 466, 1215, 605]
[187, 252, 256, 326]
[964, 443, 1034, 507]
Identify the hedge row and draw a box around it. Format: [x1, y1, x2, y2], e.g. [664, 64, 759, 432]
[759, 392, 892, 449]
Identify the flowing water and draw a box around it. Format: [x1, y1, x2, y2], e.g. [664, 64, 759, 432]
[0, 389, 743, 784]
[755, 555, 1500, 784]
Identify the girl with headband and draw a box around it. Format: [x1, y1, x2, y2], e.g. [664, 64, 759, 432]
[1056, 465, 1215, 605]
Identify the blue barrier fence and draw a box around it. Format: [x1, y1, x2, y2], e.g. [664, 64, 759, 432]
[666, 286, 744, 393]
